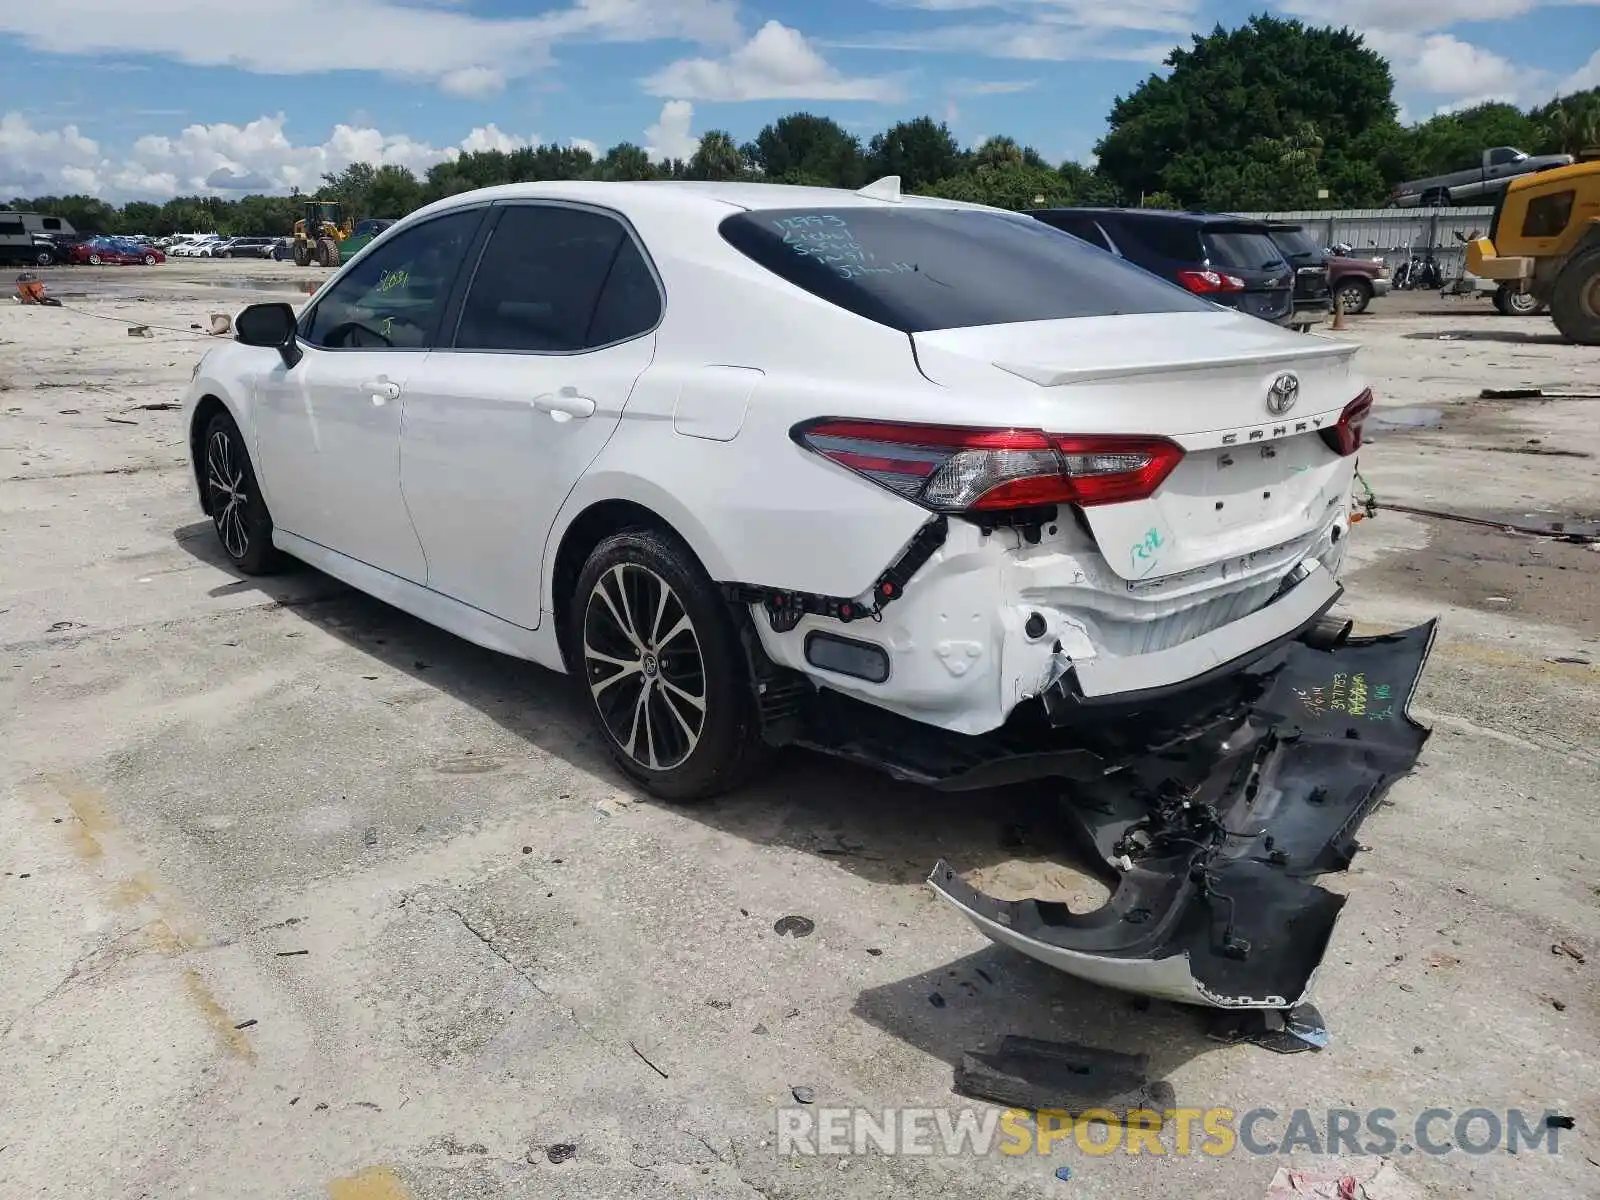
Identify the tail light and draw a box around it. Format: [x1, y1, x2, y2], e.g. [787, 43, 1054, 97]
[1320, 388, 1373, 456]
[793, 419, 1185, 511]
[1176, 268, 1246, 293]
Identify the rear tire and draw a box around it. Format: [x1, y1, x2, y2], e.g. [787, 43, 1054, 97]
[293, 241, 311, 267]
[33, 248, 55, 267]
[201, 410, 284, 575]
[570, 529, 764, 801]
[143, 253, 158, 266]
[316, 237, 340, 268]
[1550, 247, 1600, 345]
[87, 253, 102, 265]
[1334, 278, 1371, 315]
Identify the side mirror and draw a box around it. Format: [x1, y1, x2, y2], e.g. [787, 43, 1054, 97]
[235, 301, 302, 368]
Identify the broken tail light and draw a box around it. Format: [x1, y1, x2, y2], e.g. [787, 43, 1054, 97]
[1176, 268, 1246, 294]
[793, 419, 1185, 512]
[1320, 388, 1373, 457]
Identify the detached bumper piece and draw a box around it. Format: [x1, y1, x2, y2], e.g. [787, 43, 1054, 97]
[930, 620, 1437, 1010]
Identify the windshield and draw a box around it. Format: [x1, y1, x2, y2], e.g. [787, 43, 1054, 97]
[1204, 230, 1288, 272]
[719, 206, 1211, 333]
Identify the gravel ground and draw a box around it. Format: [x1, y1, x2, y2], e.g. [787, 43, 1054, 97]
[2, 261, 1597, 1200]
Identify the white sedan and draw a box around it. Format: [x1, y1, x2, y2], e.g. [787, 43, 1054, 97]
[184, 179, 1370, 801]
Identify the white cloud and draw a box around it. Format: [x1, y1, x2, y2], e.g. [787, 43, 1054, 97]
[873, 0, 1198, 33]
[570, 137, 601, 157]
[1563, 47, 1600, 92]
[645, 20, 906, 101]
[1273, 0, 1565, 34]
[438, 66, 507, 98]
[0, 111, 542, 201]
[826, 23, 1177, 62]
[951, 78, 1040, 94]
[644, 100, 700, 162]
[0, 0, 744, 95]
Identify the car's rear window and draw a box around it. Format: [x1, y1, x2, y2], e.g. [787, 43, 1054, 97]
[1205, 230, 1288, 272]
[1269, 228, 1323, 260]
[719, 206, 1211, 333]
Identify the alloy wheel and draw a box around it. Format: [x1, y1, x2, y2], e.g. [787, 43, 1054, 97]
[206, 428, 251, 561]
[582, 564, 707, 771]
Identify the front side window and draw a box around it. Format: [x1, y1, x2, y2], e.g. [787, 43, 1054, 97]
[454, 205, 653, 353]
[42, 217, 61, 231]
[720, 206, 1208, 334]
[1522, 190, 1574, 239]
[301, 209, 481, 350]
[1488, 148, 1520, 166]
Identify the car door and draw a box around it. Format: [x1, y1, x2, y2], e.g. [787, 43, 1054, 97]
[252, 207, 484, 581]
[399, 202, 661, 629]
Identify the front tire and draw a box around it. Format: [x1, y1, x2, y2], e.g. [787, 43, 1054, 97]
[316, 237, 340, 268]
[1551, 247, 1600, 345]
[1335, 278, 1371, 315]
[571, 529, 763, 801]
[143, 253, 158, 266]
[202, 411, 283, 575]
[87, 253, 102, 265]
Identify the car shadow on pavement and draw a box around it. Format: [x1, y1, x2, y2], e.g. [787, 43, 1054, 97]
[172, 522, 1100, 891]
[175, 521, 1228, 1073]
[852, 947, 1218, 1082]
[1403, 328, 1566, 345]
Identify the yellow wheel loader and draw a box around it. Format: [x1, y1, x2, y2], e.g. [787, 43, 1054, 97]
[1466, 160, 1600, 344]
[291, 200, 354, 269]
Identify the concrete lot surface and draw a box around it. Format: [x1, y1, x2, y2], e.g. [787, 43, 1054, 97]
[2, 263, 1597, 1199]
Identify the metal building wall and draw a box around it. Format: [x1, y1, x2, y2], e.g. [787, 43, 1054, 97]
[1233, 207, 1497, 277]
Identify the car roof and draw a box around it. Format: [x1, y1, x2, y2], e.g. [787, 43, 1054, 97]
[1032, 207, 1271, 228]
[414, 179, 996, 222]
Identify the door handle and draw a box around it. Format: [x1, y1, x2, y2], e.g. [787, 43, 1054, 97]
[362, 378, 402, 404]
[532, 386, 596, 420]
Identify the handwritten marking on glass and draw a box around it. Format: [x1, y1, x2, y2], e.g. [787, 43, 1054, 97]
[772, 214, 914, 280]
[377, 268, 409, 294]
[1295, 673, 1395, 721]
[1129, 528, 1163, 577]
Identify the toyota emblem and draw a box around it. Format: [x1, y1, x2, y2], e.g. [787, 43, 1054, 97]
[1267, 372, 1300, 415]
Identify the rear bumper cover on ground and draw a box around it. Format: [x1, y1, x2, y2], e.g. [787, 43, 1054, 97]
[929, 619, 1437, 1009]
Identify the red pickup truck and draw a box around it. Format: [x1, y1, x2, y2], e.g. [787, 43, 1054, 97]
[1326, 255, 1390, 315]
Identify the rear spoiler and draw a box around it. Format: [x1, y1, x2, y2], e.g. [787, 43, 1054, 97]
[996, 339, 1358, 387]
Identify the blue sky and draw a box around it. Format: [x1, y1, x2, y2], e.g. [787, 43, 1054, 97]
[2, 0, 1597, 200]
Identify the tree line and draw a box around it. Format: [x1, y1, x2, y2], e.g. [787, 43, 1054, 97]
[8, 16, 1600, 237]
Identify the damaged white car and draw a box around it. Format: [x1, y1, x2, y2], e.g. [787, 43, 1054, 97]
[185, 180, 1434, 1012]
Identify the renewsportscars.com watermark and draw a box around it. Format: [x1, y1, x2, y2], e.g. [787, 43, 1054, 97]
[776, 1107, 1570, 1158]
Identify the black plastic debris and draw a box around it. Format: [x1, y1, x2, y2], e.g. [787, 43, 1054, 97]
[930, 621, 1438, 1013]
[1208, 1003, 1329, 1055]
[773, 915, 815, 939]
[954, 1036, 1175, 1120]
[545, 1143, 578, 1165]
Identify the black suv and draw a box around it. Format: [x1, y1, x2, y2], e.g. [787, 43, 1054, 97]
[1025, 208, 1295, 327]
[1264, 223, 1332, 330]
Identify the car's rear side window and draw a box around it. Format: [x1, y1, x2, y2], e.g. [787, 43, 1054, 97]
[455, 204, 629, 353]
[1119, 219, 1203, 262]
[719, 207, 1208, 333]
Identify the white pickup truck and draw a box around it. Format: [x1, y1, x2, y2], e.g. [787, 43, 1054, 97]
[1389, 146, 1574, 208]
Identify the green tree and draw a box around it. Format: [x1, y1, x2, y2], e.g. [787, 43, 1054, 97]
[1096, 15, 1398, 208]
[1056, 161, 1123, 206]
[367, 165, 423, 217]
[921, 163, 1074, 210]
[689, 130, 745, 180]
[973, 135, 1025, 171]
[595, 142, 655, 181]
[1535, 90, 1600, 156]
[321, 161, 377, 217]
[865, 117, 964, 191]
[1404, 102, 1540, 178]
[749, 113, 865, 187]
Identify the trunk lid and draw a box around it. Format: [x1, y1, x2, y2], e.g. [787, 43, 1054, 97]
[912, 311, 1361, 582]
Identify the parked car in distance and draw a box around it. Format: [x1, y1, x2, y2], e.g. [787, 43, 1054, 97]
[188, 180, 1369, 804]
[1263, 223, 1332, 331]
[1027, 208, 1296, 327]
[70, 236, 165, 265]
[0, 211, 78, 266]
[1390, 146, 1574, 208]
[266, 237, 294, 261]
[219, 237, 279, 259]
